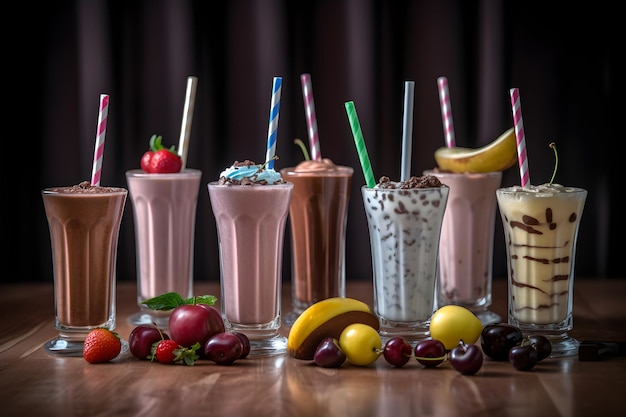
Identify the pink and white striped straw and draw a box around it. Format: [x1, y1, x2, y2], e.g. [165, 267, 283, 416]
[300, 73, 321, 160]
[510, 88, 530, 188]
[437, 77, 456, 148]
[90, 94, 109, 186]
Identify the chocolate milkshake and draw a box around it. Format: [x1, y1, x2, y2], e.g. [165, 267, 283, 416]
[208, 160, 293, 356]
[496, 183, 587, 357]
[280, 159, 353, 325]
[42, 181, 127, 355]
[361, 175, 449, 344]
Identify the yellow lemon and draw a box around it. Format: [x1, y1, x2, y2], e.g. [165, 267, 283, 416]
[429, 305, 483, 351]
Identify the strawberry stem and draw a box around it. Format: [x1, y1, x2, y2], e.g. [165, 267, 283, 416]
[549, 142, 558, 185]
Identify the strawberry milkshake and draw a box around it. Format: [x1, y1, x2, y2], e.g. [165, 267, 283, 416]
[126, 168, 202, 327]
[424, 169, 503, 325]
[208, 160, 293, 356]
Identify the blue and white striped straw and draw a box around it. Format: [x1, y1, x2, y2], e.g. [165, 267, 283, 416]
[265, 76, 282, 169]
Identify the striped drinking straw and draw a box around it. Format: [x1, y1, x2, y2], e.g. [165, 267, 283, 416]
[90, 94, 109, 186]
[265, 77, 282, 170]
[437, 77, 456, 148]
[300, 73, 321, 161]
[510, 88, 530, 188]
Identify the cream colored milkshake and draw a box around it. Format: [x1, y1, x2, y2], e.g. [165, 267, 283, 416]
[496, 183, 587, 357]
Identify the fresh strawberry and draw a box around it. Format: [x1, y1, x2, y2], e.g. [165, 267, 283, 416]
[152, 340, 201, 366]
[140, 134, 182, 173]
[83, 328, 122, 364]
[155, 340, 180, 364]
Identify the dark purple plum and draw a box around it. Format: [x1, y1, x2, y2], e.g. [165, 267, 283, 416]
[383, 337, 412, 367]
[414, 339, 446, 368]
[169, 304, 225, 349]
[314, 337, 346, 368]
[509, 344, 538, 371]
[129, 324, 169, 360]
[232, 332, 251, 359]
[527, 335, 552, 361]
[449, 342, 483, 375]
[480, 323, 523, 361]
[204, 332, 243, 365]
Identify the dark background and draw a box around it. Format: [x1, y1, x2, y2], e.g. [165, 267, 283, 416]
[5, 0, 621, 284]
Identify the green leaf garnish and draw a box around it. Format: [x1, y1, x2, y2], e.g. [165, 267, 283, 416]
[549, 142, 558, 185]
[141, 292, 217, 311]
[294, 138, 311, 161]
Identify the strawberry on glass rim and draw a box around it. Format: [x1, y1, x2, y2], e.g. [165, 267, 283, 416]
[140, 134, 182, 173]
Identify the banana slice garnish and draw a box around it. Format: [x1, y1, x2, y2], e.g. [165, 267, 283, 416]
[434, 127, 516, 173]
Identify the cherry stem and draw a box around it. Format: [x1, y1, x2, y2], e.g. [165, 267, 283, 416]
[294, 138, 311, 161]
[549, 142, 558, 185]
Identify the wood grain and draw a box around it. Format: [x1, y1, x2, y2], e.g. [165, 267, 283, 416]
[0, 280, 624, 417]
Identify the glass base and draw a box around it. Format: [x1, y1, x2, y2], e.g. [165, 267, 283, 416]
[128, 309, 171, 329]
[543, 334, 580, 358]
[379, 318, 431, 347]
[44, 335, 129, 358]
[247, 334, 288, 357]
[474, 309, 502, 326]
[283, 311, 301, 327]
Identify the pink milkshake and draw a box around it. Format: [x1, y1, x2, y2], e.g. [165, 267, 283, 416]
[208, 160, 292, 356]
[425, 170, 502, 325]
[126, 169, 202, 327]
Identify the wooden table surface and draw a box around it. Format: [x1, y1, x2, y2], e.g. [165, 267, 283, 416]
[1, 279, 625, 417]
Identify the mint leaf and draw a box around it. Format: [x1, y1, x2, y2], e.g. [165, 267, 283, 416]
[141, 292, 218, 311]
[141, 292, 186, 310]
[186, 295, 218, 306]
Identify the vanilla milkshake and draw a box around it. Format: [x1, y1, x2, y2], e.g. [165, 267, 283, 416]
[362, 175, 449, 343]
[126, 169, 201, 327]
[496, 183, 587, 357]
[425, 170, 502, 325]
[208, 160, 292, 356]
[280, 159, 353, 325]
[42, 181, 127, 356]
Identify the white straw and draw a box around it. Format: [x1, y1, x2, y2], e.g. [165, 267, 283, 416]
[178, 76, 198, 170]
[401, 81, 415, 181]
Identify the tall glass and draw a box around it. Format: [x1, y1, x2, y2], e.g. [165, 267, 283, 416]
[425, 170, 502, 325]
[126, 169, 202, 327]
[42, 182, 127, 356]
[361, 183, 449, 344]
[496, 184, 587, 357]
[280, 164, 353, 326]
[208, 181, 293, 356]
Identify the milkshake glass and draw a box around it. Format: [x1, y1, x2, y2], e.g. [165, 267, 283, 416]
[424, 170, 502, 325]
[361, 176, 449, 344]
[496, 184, 587, 357]
[208, 161, 292, 356]
[280, 160, 353, 326]
[126, 169, 202, 328]
[42, 181, 127, 356]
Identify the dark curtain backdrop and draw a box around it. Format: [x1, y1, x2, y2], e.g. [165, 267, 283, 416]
[6, 0, 620, 283]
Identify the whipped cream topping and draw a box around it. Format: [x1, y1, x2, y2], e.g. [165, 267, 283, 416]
[219, 160, 284, 185]
[501, 183, 583, 195]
